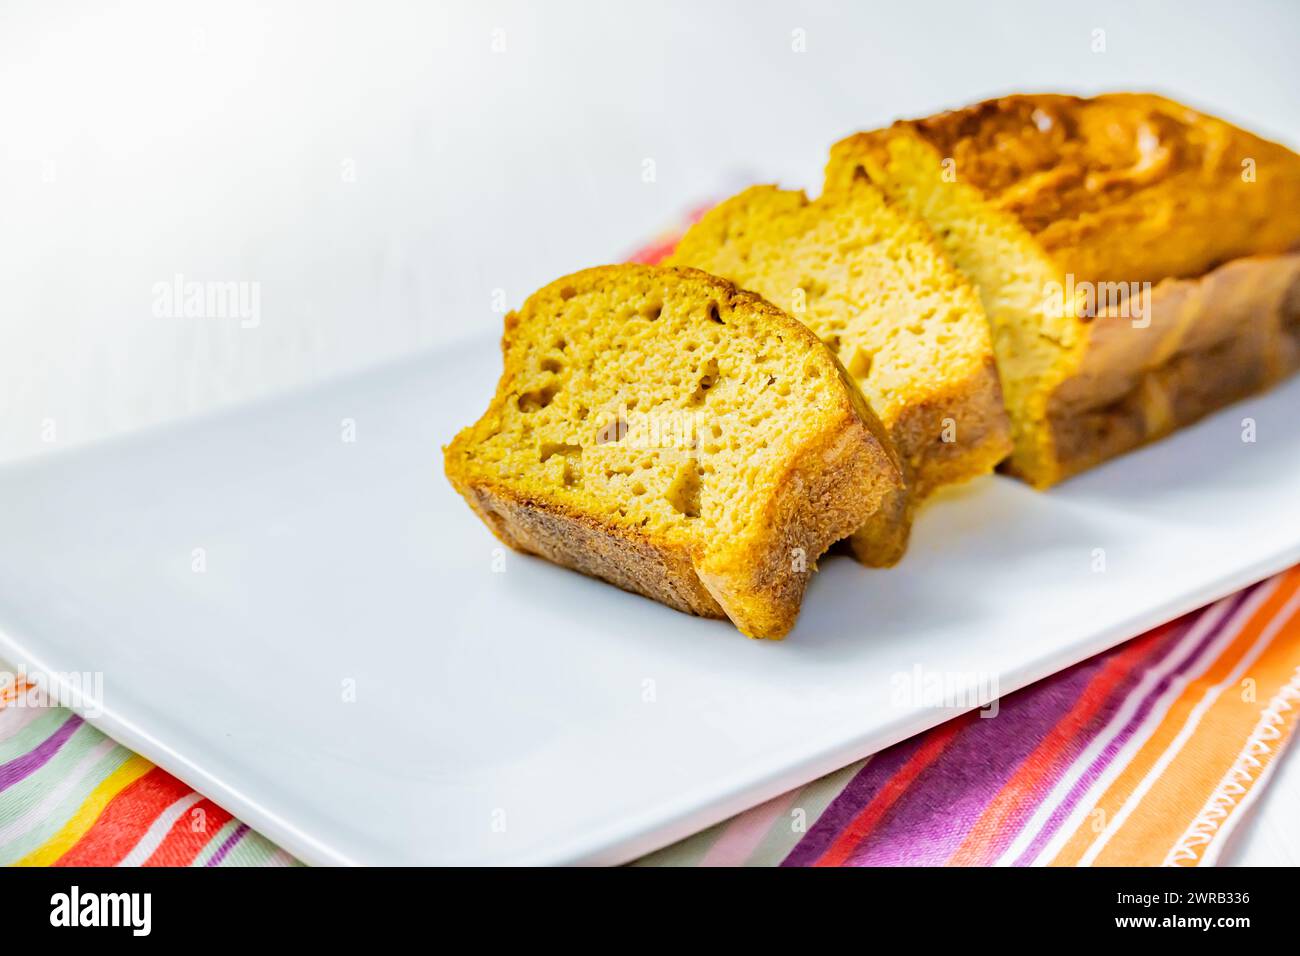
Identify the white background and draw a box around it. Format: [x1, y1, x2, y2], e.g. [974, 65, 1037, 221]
[1, 0, 1296, 864]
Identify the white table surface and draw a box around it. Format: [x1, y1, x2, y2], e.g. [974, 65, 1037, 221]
[2, 0, 1296, 865]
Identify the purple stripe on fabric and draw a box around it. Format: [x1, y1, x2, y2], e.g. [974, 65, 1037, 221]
[966, 624, 1186, 864]
[782, 647, 1115, 867]
[782, 590, 1250, 869]
[1009, 587, 1253, 866]
[206, 822, 250, 867]
[841, 653, 1106, 866]
[780, 735, 931, 866]
[782, 606, 1207, 868]
[0, 714, 83, 793]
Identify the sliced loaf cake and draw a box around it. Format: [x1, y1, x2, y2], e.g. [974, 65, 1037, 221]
[443, 264, 904, 638]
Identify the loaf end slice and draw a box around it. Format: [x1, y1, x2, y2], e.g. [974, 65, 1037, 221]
[828, 93, 1300, 487]
[443, 264, 904, 638]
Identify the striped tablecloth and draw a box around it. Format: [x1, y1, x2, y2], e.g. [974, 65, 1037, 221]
[0, 707, 292, 866]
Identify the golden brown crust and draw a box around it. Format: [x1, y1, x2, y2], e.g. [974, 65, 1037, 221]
[444, 263, 904, 638]
[1040, 253, 1300, 484]
[694, 401, 899, 636]
[886, 93, 1300, 282]
[844, 359, 1010, 565]
[831, 93, 1300, 487]
[451, 476, 727, 618]
[884, 353, 1011, 499]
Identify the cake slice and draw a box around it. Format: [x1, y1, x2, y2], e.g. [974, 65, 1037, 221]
[827, 93, 1300, 487]
[443, 264, 904, 638]
[669, 182, 1011, 565]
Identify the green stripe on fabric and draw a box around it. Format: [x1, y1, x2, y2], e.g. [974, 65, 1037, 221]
[0, 742, 132, 864]
[0, 707, 73, 761]
[630, 822, 724, 866]
[190, 818, 244, 867]
[745, 758, 870, 866]
[0, 721, 106, 825]
[634, 757, 872, 867]
[215, 828, 288, 867]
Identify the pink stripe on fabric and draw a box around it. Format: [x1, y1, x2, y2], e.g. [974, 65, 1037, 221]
[1009, 586, 1259, 865]
[0, 701, 49, 742]
[699, 787, 802, 867]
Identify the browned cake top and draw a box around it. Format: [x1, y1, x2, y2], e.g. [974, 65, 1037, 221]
[904, 95, 1220, 231]
[883, 93, 1300, 281]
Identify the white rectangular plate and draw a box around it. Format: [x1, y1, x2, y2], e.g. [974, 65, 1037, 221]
[2, 338, 1298, 865]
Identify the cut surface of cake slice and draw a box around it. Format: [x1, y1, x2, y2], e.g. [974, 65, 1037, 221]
[827, 93, 1300, 487]
[669, 182, 1010, 565]
[443, 264, 903, 638]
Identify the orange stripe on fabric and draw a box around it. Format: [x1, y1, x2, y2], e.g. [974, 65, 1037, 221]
[699, 787, 801, 867]
[1170, 661, 1300, 866]
[945, 628, 1164, 866]
[53, 766, 190, 866]
[1047, 569, 1300, 866]
[13, 754, 152, 866]
[0, 678, 35, 709]
[1094, 581, 1300, 865]
[143, 798, 236, 867]
[812, 712, 974, 867]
